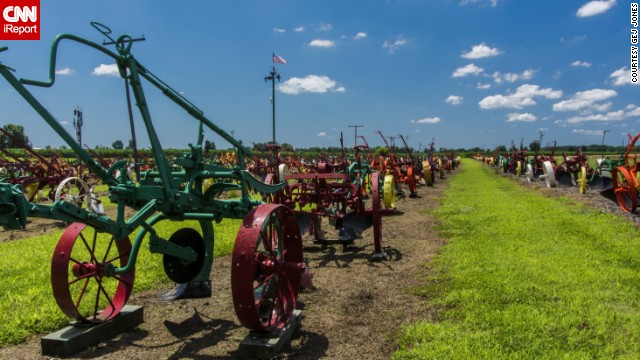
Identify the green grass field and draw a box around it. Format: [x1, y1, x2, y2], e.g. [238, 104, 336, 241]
[394, 158, 640, 359]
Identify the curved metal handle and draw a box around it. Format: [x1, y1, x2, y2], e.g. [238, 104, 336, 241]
[91, 22, 113, 39]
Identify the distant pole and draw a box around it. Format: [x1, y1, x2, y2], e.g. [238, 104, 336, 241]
[73, 107, 82, 174]
[601, 130, 610, 147]
[73, 107, 82, 146]
[265, 55, 282, 144]
[348, 125, 363, 147]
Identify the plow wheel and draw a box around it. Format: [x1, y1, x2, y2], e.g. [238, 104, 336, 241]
[422, 161, 433, 186]
[163, 228, 206, 284]
[370, 172, 383, 258]
[51, 223, 134, 323]
[383, 174, 396, 209]
[525, 164, 534, 182]
[577, 166, 588, 194]
[613, 166, 638, 212]
[406, 166, 417, 195]
[515, 161, 522, 177]
[231, 204, 304, 332]
[55, 176, 92, 208]
[540, 161, 557, 188]
[23, 180, 41, 202]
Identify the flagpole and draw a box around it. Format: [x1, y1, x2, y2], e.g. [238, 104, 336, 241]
[265, 53, 281, 144]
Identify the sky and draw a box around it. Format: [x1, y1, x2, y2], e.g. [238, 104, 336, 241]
[0, 0, 637, 151]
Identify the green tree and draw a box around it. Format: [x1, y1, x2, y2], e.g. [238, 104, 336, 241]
[0, 124, 30, 148]
[373, 147, 389, 158]
[204, 140, 216, 152]
[529, 141, 540, 153]
[112, 140, 124, 149]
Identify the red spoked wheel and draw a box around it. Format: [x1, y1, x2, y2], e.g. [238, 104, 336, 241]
[231, 204, 304, 332]
[51, 223, 134, 323]
[371, 172, 383, 257]
[613, 166, 638, 212]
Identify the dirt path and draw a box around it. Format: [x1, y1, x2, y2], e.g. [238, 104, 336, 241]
[0, 172, 453, 359]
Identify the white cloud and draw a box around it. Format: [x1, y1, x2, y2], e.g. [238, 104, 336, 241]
[626, 104, 640, 117]
[559, 110, 626, 124]
[452, 63, 484, 77]
[572, 129, 605, 136]
[354, 32, 367, 40]
[556, 105, 640, 125]
[92, 64, 120, 77]
[278, 75, 345, 94]
[460, 0, 501, 7]
[382, 35, 408, 54]
[610, 67, 639, 86]
[411, 117, 442, 124]
[446, 95, 463, 105]
[273, 27, 285, 33]
[309, 39, 335, 48]
[479, 84, 563, 109]
[506, 113, 536, 122]
[317, 23, 332, 31]
[55, 67, 74, 75]
[294, 26, 305, 32]
[318, 132, 327, 137]
[491, 69, 535, 84]
[552, 89, 617, 112]
[477, 82, 492, 89]
[576, 0, 616, 17]
[461, 43, 501, 59]
[571, 60, 592, 67]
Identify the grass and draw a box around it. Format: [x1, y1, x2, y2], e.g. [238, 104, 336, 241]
[394, 158, 640, 359]
[0, 217, 241, 347]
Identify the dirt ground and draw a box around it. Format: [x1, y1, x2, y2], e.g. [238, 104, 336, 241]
[0, 171, 452, 359]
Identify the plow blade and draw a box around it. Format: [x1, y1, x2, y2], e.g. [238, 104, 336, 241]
[295, 211, 373, 242]
[338, 212, 373, 241]
[589, 175, 613, 191]
[294, 212, 314, 235]
[554, 171, 574, 186]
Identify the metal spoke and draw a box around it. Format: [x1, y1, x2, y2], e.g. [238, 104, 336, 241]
[73, 277, 91, 310]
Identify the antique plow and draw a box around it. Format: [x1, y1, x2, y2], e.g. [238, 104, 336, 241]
[0, 127, 95, 205]
[0, 23, 304, 332]
[612, 132, 640, 212]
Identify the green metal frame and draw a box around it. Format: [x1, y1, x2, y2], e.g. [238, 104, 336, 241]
[0, 22, 283, 282]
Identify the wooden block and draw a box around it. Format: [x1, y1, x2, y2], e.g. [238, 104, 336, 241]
[238, 309, 302, 359]
[41, 305, 143, 358]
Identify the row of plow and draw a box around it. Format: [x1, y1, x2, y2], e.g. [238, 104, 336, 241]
[473, 133, 640, 213]
[0, 21, 461, 351]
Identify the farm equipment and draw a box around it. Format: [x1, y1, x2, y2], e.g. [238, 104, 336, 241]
[421, 139, 440, 185]
[523, 136, 559, 187]
[266, 133, 393, 260]
[0, 127, 98, 205]
[551, 148, 591, 194]
[612, 132, 640, 212]
[507, 140, 528, 177]
[0, 23, 305, 332]
[371, 130, 414, 197]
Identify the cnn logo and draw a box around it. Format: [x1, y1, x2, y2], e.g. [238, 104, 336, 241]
[1, 0, 40, 40]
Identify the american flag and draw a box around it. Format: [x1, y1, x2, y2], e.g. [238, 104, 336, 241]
[273, 53, 287, 64]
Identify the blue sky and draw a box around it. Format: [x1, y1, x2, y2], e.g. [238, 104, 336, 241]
[0, 0, 637, 151]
